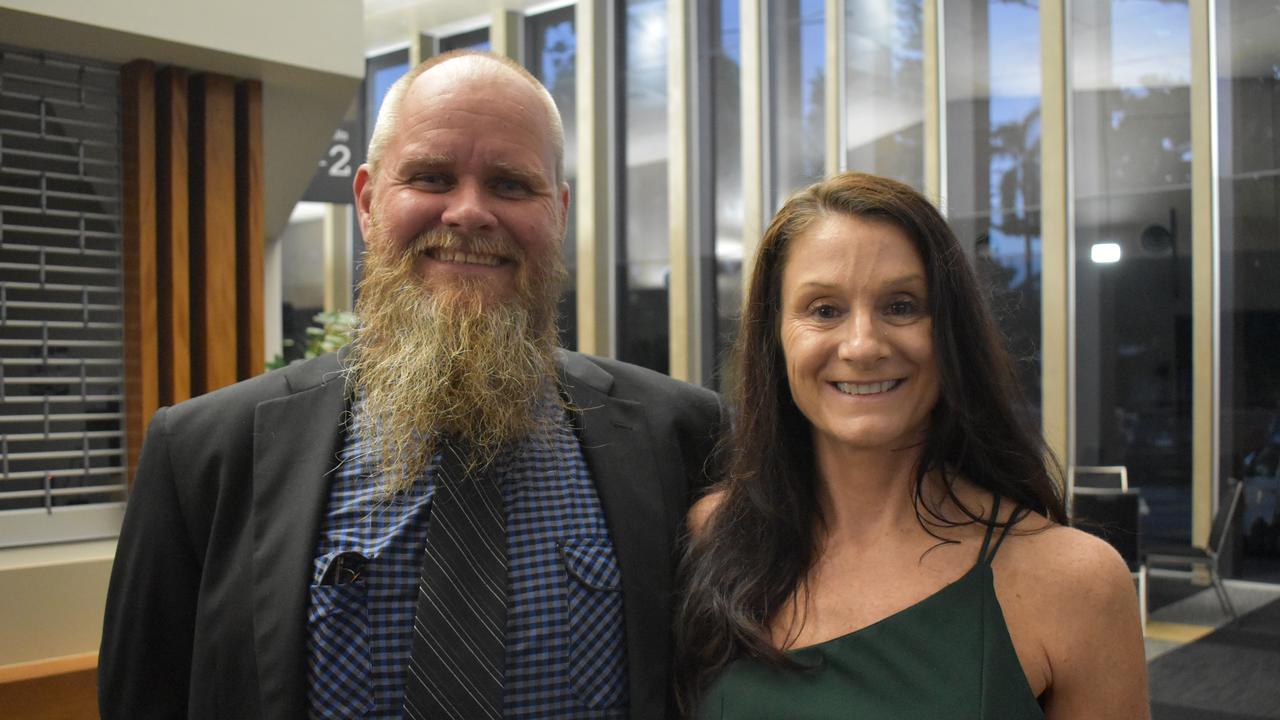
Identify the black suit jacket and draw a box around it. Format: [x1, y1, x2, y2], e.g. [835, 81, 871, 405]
[99, 350, 724, 719]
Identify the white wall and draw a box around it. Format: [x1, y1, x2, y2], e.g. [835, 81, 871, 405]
[0, 0, 364, 238]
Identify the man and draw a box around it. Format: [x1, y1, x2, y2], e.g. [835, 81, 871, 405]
[99, 51, 724, 719]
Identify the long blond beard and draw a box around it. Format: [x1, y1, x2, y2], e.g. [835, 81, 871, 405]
[347, 221, 566, 493]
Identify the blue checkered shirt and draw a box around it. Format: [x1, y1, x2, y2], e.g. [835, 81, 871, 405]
[305, 396, 629, 718]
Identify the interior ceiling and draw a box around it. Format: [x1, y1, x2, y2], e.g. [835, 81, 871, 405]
[362, 0, 572, 55]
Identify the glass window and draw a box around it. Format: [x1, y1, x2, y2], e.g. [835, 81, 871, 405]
[1072, 0, 1193, 546]
[440, 27, 492, 52]
[703, 0, 743, 388]
[617, 0, 670, 373]
[844, 0, 924, 190]
[365, 49, 410, 144]
[279, 206, 328, 364]
[945, 0, 1043, 414]
[768, 0, 825, 210]
[526, 5, 579, 350]
[1217, 0, 1280, 580]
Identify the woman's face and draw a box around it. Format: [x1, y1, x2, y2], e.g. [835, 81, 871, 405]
[778, 213, 939, 454]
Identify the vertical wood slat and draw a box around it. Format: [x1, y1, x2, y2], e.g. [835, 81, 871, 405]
[236, 80, 265, 379]
[157, 67, 191, 406]
[120, 61, 159, 485]
[189, 74, 240, 395]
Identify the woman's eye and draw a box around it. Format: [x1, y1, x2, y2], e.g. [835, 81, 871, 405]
[886, 299, 920, 317]
[812, 304, 840, 319]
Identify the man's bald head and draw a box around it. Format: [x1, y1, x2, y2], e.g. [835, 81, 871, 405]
[365, 50, 565, 184]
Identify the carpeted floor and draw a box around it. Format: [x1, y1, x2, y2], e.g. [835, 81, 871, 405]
[1149, 595, 1280, 719]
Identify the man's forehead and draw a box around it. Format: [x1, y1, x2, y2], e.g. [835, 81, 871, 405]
[413, 55, 530, 99]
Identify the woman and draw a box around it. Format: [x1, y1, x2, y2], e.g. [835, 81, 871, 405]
[677, 173, 1147, 718]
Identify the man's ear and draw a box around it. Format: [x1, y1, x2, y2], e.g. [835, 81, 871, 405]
[559, 181, 570, 226]
[353, 164, 374, 238]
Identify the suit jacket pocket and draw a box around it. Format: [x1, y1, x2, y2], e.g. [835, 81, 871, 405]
[306, 582, 375, 717]
[559, 537, 629, 709]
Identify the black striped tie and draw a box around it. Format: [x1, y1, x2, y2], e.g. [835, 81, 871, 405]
[403, 442, 507, 719]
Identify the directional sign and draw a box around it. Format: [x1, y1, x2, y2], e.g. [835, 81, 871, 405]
[302, 119, 364, 204]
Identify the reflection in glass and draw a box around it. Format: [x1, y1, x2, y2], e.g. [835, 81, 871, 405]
[618, 0, 670, 373]
[280, 213, 327, 364]
[526, 7, 579, 350]
[945, 0, 1042, 415]
[365, 50, 410, 145]
[769, 0, 825, 211]
[703, 0, 743, 388]
[439, 28, 492, 52]
[845, 0, 924, 190]
[1218, 0, 1280, 580]
[1072, 0, 1192, 545]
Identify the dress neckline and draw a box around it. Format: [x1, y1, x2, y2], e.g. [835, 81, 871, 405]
[784, 494, 1012, 655]
[784, 559, 989, 655]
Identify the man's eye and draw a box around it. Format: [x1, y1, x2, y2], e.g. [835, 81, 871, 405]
[413, 173, 451, 189]
[493, 178, 531, 197]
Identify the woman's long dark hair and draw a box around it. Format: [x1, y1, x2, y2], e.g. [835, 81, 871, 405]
[674, 173, 1067, 713]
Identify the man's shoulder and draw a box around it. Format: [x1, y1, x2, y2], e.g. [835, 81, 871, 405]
[164, 352, 346, 424]
[557, 350, 718, 403]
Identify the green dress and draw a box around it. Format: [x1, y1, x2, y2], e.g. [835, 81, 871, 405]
[698, 497, 1044, 719]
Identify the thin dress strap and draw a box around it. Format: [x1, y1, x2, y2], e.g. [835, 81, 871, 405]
[976, 494, 1002, 563]
[983, 497, 1022, 565]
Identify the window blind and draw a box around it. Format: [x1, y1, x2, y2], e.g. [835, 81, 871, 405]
[0, 45, 126, 548]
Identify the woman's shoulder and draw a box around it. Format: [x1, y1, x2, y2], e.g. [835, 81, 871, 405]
[687, 489, 727, 540]
[997, 506, 1134, 600]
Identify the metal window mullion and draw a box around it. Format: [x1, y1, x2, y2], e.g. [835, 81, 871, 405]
[825, 0, 844, 178]
[492, 10, 525, 60]
[575, 0, 617, 357]
[0, 412, 124, 423]
[4, 484, 127, 499]
[2, 430, 123, 442]
[669, 0, 699, 383]
[1, 357, 117, 367]
[4, 448, 122, 462]
[924, 0, 947, 210]
[3, 375, 123, 386]
[740, 0, 766, 290]
[0, 165, 123, 186]
[1, 280, 121, 293]
[3, 393, 124, 404]
[0, 261, 120, 277]
[1190, 0, 1220, 547]
[0, 300, 123, 313]
[1040, 0, 1073, 478]
[0, 203, 122, 222]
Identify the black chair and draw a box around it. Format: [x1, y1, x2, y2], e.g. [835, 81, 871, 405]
[1145, 479, 1245, 619]
[1071, 465, 1130, 492]
[1070, 487, 1147, 627]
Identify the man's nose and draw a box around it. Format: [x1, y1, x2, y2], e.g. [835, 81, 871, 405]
[440, 182, 497, 233]
[836, 310, 888, 366]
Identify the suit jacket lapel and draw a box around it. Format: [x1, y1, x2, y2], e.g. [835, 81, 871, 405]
[558, 352, 672, 720]
[251, 354, 348, 718]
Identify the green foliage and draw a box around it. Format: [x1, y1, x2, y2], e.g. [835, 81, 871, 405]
[264, 310, 358, 373]
[304, 310, 358, 359]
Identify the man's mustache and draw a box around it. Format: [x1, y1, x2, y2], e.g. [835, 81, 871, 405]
[408, 228, 524, 265]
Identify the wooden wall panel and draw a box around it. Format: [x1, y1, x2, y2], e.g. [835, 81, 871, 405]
[189, 74, 239, 395]
[157, 67, 191, 407]
[235, 80, 264, 379]
[120, 61, 158, 484]
[0, 667, 98, 720]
